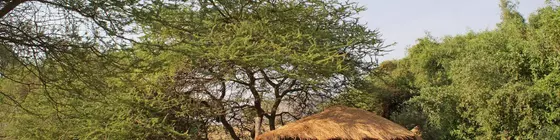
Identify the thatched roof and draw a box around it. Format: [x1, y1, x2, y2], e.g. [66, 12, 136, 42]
[256, 106, 418, 140]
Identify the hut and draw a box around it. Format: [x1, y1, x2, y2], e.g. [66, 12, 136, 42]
[256, 106, 420, 140]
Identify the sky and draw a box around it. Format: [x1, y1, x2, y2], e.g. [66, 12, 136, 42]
[350, 0, 548, 62]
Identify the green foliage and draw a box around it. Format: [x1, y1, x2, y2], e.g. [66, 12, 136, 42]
[134, 0, 387, 139]
[335, 1, 560, 139]
[0, 54, 210, 139]
[381, 1, 560, 139]
[1, 0, 386, 139]
[138, 0, 384, 79]
[332, 60, 418, 118]
[5, 0, 560, 140]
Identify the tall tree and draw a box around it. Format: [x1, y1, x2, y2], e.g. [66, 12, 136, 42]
[136, 0, 388, 139]
[0, 0, 143, 112]
[0, 0, 200, 139]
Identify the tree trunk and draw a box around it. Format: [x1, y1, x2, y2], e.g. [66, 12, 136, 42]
[254, 117, 261, 140]
[269, 98, 283, 130]
[219, 115, 240, 140]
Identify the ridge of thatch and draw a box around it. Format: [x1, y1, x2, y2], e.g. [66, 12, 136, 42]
[256, 106, 417, 140]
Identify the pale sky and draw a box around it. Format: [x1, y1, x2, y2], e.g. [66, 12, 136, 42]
[351, 0, 548, 62]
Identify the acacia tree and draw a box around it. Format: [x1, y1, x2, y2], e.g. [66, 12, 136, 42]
[0, 0, 144, 111]
[0, 0, 198, 139]
[137, 0, 388, 139]
[1, 0, 387, 139]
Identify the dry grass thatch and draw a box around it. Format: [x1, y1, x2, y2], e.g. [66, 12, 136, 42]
[256, 106, 418, 140]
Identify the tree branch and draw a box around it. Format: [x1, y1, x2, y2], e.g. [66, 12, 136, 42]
[259, 69, 278, 87]
[231, 79, 250, 86]
[208, 0, 232, 22]
[219, 81, 226, 100]
[280, 80, 300, 96]
[0, 0, 26, 18]
[0, 91, 40, 116]
[243, 67, 267, 119]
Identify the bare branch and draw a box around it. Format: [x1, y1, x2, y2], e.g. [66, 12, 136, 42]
[0, 91, 40, 116]
[280, 79, 299, 96]
[220, 81, 226, 100]
[0, 0, 26, 18]
[259, 69, 278, 87]
[231, 79, 250, 86]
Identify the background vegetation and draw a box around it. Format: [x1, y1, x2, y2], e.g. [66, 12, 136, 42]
[0, 0, 559, 139]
